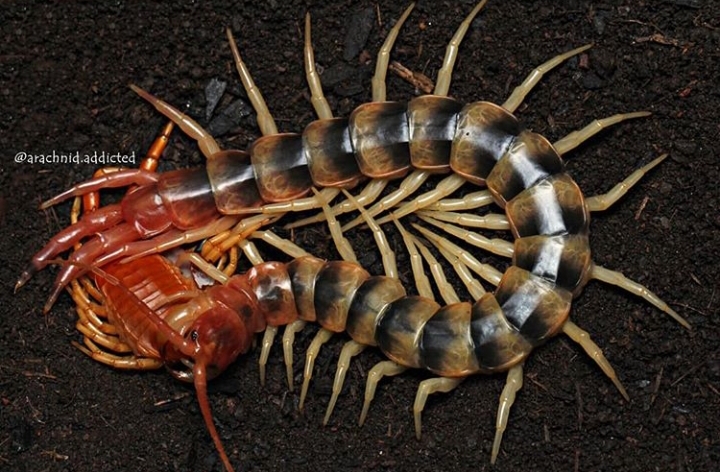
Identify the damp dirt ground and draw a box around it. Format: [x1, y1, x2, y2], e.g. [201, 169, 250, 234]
[1, 1, 719, 471]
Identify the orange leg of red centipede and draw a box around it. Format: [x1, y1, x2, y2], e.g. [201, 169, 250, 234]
[81, 121, 174, 213]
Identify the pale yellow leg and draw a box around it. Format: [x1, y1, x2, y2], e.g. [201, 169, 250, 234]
[502, 44, 593, 113]
[314, 188, 357, 262]
[554, 111, 650, 156]
[340, 170, 430, 230]
[417, 210, 510, 230]
[392, 219, 434, 299]
[372, 3, 415, 102]
[434, 0, 488, 96]
[584, 154, 667, 212]
[424, 190, 495, 212]
[491, 364, 524, 464]
[304, 13, 333, 120]
[409, 235, 460, 305]
[412, 223, 504, 286]
[562, 321, 629, 400]
[259, 326, 278, 386]
[225, 28, 278, 135]
[590, 264, 690, 329]
[354, 174, 466, 229]
[299, 328, 335, 410]
[359, 360, 407, 426]
[340, 189, 397, 279]
[282, 320, 307, 392]
[413, 377, 464, 439]
[130, 85, 222, 158]
[433, 244, 487, 300]
[323, 340, 367, 425]
[250, 230, 311, 259]
[417, 215, 514, 258]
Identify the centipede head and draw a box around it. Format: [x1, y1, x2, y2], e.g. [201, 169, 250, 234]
[166, 282, 262, 472]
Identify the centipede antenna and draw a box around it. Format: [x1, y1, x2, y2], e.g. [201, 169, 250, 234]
[193, 362, 237, 472]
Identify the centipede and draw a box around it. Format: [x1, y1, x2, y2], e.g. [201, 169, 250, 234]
[16, 0, 690, 470]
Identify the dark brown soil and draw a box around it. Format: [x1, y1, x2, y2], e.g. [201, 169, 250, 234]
[2, 1, 718, 471]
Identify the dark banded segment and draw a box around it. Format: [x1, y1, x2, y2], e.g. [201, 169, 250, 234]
[286, 256, 326, 323]
[407, 95, 462, 173]
[249, 133, 313, 202]
[349, 102, 411, 178]
[486, 131, 564, 206]
[314, 261, 370, 332]
[303, 117, 363, 188]
[347, 276, 406, 346]
[245, 262, 298, 327]
[470, 293, 532, 372]
[505, 174, 589, 238]
[157, 167, 218, 230]
[450, 101, 522, 185]
[513, 234, 592, 295]
[376, 296, 441, 368]
[420, 302, 479, 376]
[494, 267, 573, 343]
[206, 150, 263, 213]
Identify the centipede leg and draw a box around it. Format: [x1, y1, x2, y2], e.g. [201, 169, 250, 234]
[299, 328, 334, 410]
[584, 154, 667, 211]
[323, 340, 366, 425]
[554, 111, 652, 156]
[281, 320, 306, 391]
[562, 321, 629, 399]
[359, 360, 408, 426]
[413, 377, 464, 439]
[590, 265, 689, 328]
[304, 13, 332, 120]
[502, 44, 593, 113]
[491, 364, 524, 464]
[73, 338, 163, 370]
[342, 1, 490, 231]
